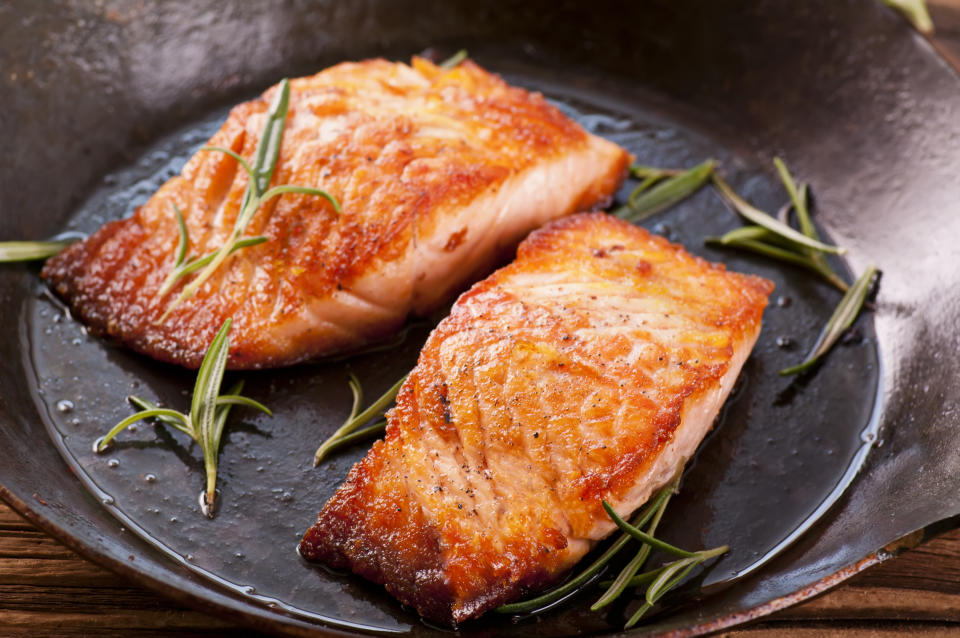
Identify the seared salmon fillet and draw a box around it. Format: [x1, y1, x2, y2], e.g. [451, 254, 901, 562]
[300, 212, 774, 624]
[41, 58, 630, 369]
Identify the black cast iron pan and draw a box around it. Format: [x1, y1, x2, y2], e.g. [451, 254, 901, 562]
[2, 0, 960, 635]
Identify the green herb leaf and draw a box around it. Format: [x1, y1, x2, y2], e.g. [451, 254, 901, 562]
[174, 236, 269, 279]
[93, 318, 270, 517]
[615, 159, 715, 223]
[261, 184, 341, 213]
[883, 0, 933, 34]
[495, 481, 675, 615]
[705, 233, 850, 292]
[317, 419, 387, 458]
[497, 469, 727, 627]
[645, 556, 700, 604]
[591, 479, 673, 610]
[95, 408, 191, 449]
[171, 204, 189, 268]
[199, 146, 257, 185]
[629, 165, 682, 179]
[314, 374, 408, 466]
[439, 49, 468, 69]
[780, 264, 878, 376]
[601, 501, 697, 558]
[773, 158, 848, 288]
[158, 79, 342, 319]
[712, 174, 845, 254]
[214, 394, 273, 413]
[127, 395, 190, 431]
[190, 319, 232, 512]
[249, 79, 292, 203]
[0, 240, 73, 263]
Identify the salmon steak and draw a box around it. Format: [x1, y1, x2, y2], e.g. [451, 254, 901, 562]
[300, 212, 774, 624]
[41, 57, 630, 369]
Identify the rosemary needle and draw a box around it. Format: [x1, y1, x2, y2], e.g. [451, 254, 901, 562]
[439, 49, 468, 69]
[94, 318, 271, 516]
[591, 478, 674, 610]
[495, 482, 675, 615]
[159, 79, 340, 319]
[773, 157, 849, 291]
[712, 174, 845, 255]
[601, 501, 697, 558]
[0, 240, 73, 263]
[314, 374, 408, 465]
[318, 419, 387, 458]
[614, 159, 715, 222]
[497, 469, 728, 628]
[779, 264, 879, 376]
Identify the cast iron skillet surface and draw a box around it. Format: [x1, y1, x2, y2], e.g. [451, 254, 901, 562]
[2, 1, 959, 636]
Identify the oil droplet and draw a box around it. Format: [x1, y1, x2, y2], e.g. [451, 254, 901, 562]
[776, 336, 793, 348]
[169, 516, 178, 523]
[102, 496, 114, 506]
[186, 554, 195, 562]
[107, 459, 119, 468]
[56, 399, 74, 413]
[777, 295, 792, 308]
[652, 222, 672, 238]
[861, 431, 877, 444]
[244, 586, 257, 595]
[92, 436, 110, 453]
[144, 473, 156, 483]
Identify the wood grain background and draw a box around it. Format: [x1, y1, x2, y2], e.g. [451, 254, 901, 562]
[3, 1, 960, 636]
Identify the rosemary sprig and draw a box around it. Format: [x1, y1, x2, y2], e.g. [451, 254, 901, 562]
[495, 482, 676, 615]
[706, 230, 849, 292]
[701, 158, 879, 377]
[156, 204, 268, 296]
[779, 264, 878, 376]
[773, 157, 849, 292]
[439, 49, 468, 69]
[707, 159, 849, 291]
[313, 373, 408, 466]
[711, 173, 844, 255]
[496, 470, 726, 627]
[0, 240, 73, 263]
[159, 79, 341, 319]
[601, 498, 727, 628]
[613, 160, 715, 223]
[621, 543, 729, 628]
[600, 501, 697, 558]
[591, 477, 673, 611]
[93, 318, 271, 516]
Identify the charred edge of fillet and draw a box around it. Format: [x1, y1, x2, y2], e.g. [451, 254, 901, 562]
[299, 442, 457, 624]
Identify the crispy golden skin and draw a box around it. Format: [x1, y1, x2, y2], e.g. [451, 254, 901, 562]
[300, 212, 774, 625]
[42, 58, 630, 369]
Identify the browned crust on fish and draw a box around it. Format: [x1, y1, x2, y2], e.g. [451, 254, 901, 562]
[301, 212, 773, 624]
[41, 58, 629, 369]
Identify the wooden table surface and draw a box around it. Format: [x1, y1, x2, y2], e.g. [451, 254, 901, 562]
[5, 2, 960, 636]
